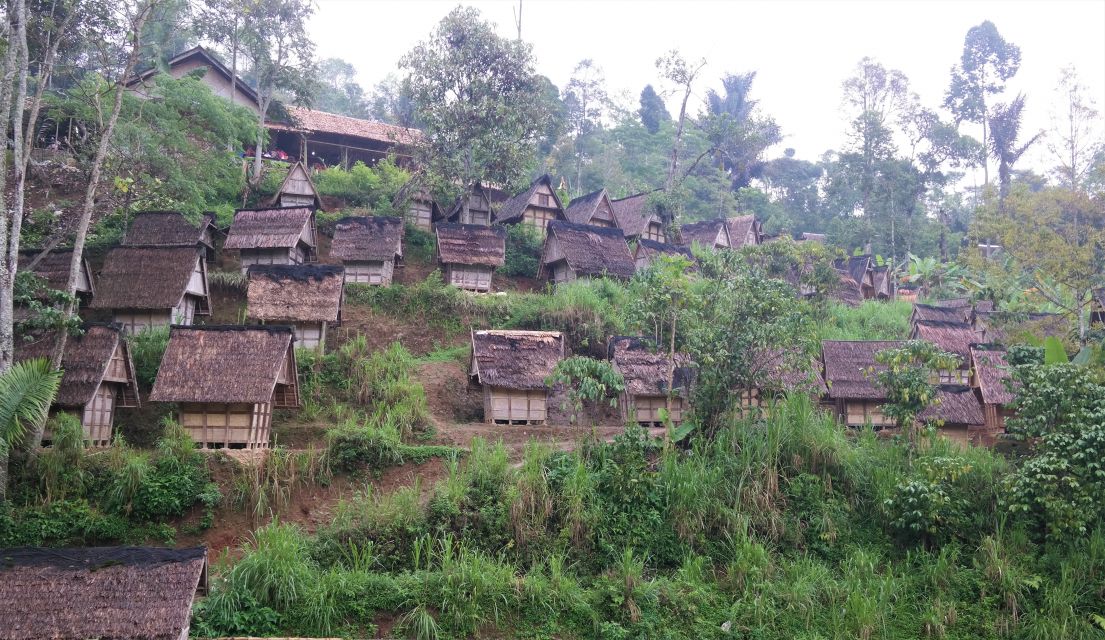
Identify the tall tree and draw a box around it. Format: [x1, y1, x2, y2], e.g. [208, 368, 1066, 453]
[563, 59, 608, 196]
[944, 20, 1021, 185]
[701, 71, 782, 191]
[194, 0, 255, 110]
[313, 57, 369, 117]
[402, 6, 549, 216]
[988, 93, 1043, 206]
[656, 50, 705, 195]
[367, 73, 419, 127]
[1047, 66, 1103, 191]
[638, 84, 669, 134]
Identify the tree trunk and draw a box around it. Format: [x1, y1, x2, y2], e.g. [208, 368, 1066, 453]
[665, 310, 676, 419]
[0, 441, 8, 503]
[665, 85, 692, 194]
[251, 93, 271, 186]
[0, 0, 30, 375]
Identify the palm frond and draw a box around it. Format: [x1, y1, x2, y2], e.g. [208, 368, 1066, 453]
[0, 358, 62, 447]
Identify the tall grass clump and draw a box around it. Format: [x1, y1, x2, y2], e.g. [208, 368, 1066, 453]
[817, 300, 912, 341]
[126, 326, 170, 387]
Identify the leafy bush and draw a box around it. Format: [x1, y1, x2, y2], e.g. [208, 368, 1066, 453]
[502, 223, 544, 277]
[326, 421, 404, 472]
[312, 159, 409, 213]
[127, 326, 170, 388]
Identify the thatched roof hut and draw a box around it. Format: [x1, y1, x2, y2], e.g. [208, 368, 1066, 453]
[634, 239, 694, 271]
[932, 297, 970, 308]
[608, 336, 694, 424]
[910, 319, 980, 364]
[18, 248, 94, 297]
[970, 345, 1014, 406]
[834, 255, 876, 299]
[821, 340, 903, 427]
[726, 215, 762, 249]
[0, 546, 207, 640]
[830, 269, 865, 307]
[330, 216, 403, 263]
[405, 190, 442, 230]
[442, 183, 504, 226]
[435, 223, 507, 268]
[679, 219, 731, 250]
[224, 206, 317, 271]
[122, 211, 219, 260]
[540, 220, 636, 283]
[872, 265, 892, 299]
[611, 192, 665, 242]
[918, 384, 985, 427]
[469, 330, 564, 424]
[89, 245, 210, 330]
[247, 265, 344, 350]
[494, 174, 565, 231]
[565, 188, 619, 229]
[271, 161, 322, 210]
[799, 232, 826, 243]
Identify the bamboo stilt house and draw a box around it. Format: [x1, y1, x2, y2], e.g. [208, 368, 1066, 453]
[608, 336, 694, 425]
[469, 330, 564, 424]
[970, 344, 1015, 438]
[440, 183, 503, 226]
[611, 192, 666, 242]
[224, 206, 318, 273]
[679, 219, 732, 250]
[633, 239, 694, 271]
[821, 340, 903, 428]
[89, 246, 211, 332]
[917, 384, 988, 446]
[15, 324, 140, 446]
[150, 325, 300, 449]
[435, 223, 506, 292]
[18, 248, 95, 303]
[565, 188, 620, 229]
[0, 546, 208, 640]
[494, 174, 566, 234]
[739, 349, 828, 417]
[246, 264, 344, 350]
[271, 161, 323, 210]
[122, 211, 220, 261]
[910, 319, 981, 383]
[406, 191, 442, 230]
[539, 220, 636, 284]
[726, 215, 763, 249]
[330, 216, 403, 285]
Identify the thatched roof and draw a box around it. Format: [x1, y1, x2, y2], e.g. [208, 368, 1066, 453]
[635, 239, 693, 263]
[470, 330, 564, 390]
[726, 215, 761, 249]
[495, 174, 564, 224]
[564, 188, 612, 226]
[679, 219, 730, 248]
[971, 344, 1015, 405]
[224, 207, 314, 250]
[975, 300, 995, 314]
[872, 266, 891, 297]
[0, 546, 206, 640]
[752, 349, 828, 395]
[799, 232, 826, 242]
[918, 384, 985, 426]
[831, 269, 864, 307]
[835, 255, 872, 287]
[247, 265, 344, 323]
[821, 340, 903, 400]
[435, 223, 506, 267]
[330, 216, 403, 262]
[89, 246, 200, 311]
[274, 105, 420, 146]
[608, 336, 694, 398]
[442, 183, 506, 222]
[543, 220, 636, 280]
[123, 211, 217, 249]
[913, 303, 968, 325]
[150, 325, 294, 404]
[932, 297, 970, 308]
[610, 192, 662, 238]
[18, 249, 94, 294]
[911, 319, 979, 362]
[15, 324, 139, 408]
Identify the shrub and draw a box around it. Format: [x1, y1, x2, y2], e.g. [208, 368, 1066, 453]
[502, 223, 544, 277]
[326, 421, 404, 472]
[127, 326, 170, 388]
[312, 159, 409, 212]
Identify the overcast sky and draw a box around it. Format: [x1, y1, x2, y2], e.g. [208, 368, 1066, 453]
[310, 0, 1105, 179]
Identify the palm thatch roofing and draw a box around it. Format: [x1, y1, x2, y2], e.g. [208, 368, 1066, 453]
[918, 384, 985, 426]
[610, 192, 662, 238]
[835, 255, 872, 287]
[831, 270, 864, 307]
[971, 344, 1015, 405]
[679, 219, 730, 248]
[913, 303, 969, 325]
[89, 246, 201, 311]
[330, 216, 403, 262]
[975, 300, 995, 314]
[911, 319, 981, 362]
[821, 340, 904, 400]
[872, 266, 891, 297]
[564, 188, 612, 226]
[0, 546, 206, 640]
[726, 215, 761, 249]
[122, 211, 217, 249]
[247, 265, 344, 323]
[435, 223, 506, 267]
[751, 349, 828, 395]
[799, 232, 826, 242]
[635, 239, 694, 262]
[441, 183, 506, 222]
[150, 325, 294, 404]
[17, 248, 94, 294]
[224, 206, 314, 250]
[608, 336, 694, 398]
[15, 324, 139, 408]
[932, 297, 970, 308]
[543, 220, 636, 280]
[495, 174, 564, 224]
[470, 330, 564, 390]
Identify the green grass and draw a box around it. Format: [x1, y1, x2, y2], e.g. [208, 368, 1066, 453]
[816, 300, 913, 341]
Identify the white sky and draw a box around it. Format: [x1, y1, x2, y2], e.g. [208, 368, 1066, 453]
[311, 0, 1105, 177]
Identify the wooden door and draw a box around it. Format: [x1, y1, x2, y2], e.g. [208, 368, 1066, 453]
[82, 384, 115, 446]
[490, 388, 546, 422]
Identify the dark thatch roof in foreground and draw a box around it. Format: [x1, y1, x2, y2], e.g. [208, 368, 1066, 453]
[123, 211, 216, 248]
[224, 206, 314, 250]
[435, 223, 506, 267]
[608, 336, 694, 398]
[822, 340, 903, 400]
[610, 192, 661, 238]
[635, 239, 693, 262]
[17, 248, 94, 294]
[495, 174, 563, 224]
[726, 215, 760, 249]
[470, 330, 564, 390]
[913, 303, 969, 325]
[543, 220, 636, 279]
[932, 297, 970, 308]
[330, 216, 403, 262]
[15, 324, 139, 408]
[679, 219, 729, 248]
[564, 188, 610, 225]
[971, 344, 1015, 405]
[150, 325, 294, 404]
[911, 319, 979, 362]
[918, 384, 985, 426]
[247, 265, 344, 323]
[89, 246, 200, 311]
[0, 546, 206, 640]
